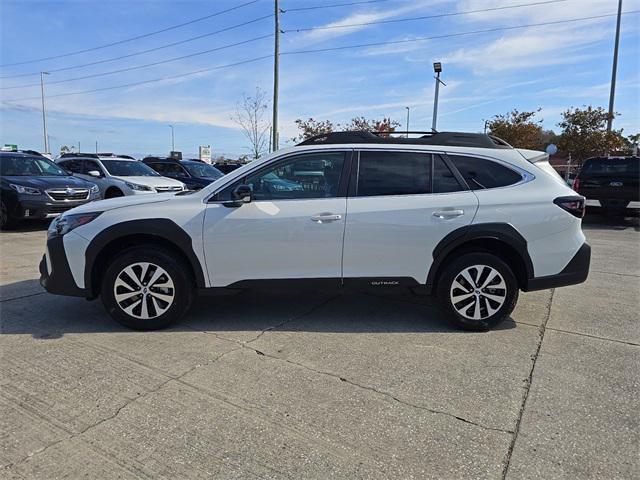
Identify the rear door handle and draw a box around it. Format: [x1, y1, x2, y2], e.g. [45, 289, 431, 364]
[433, 209, 464, 219]
[311, 213, 342, 223]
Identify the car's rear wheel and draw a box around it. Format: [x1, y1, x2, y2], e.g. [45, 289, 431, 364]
[436, 252, 518, 331]
[101, 246, 194, 330]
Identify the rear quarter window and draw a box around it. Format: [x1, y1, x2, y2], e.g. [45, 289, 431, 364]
[448, 155, 522, 190]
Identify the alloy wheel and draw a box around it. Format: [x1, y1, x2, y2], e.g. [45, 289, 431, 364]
[113, 262, 175, 320]
[449, 265, 507, 320]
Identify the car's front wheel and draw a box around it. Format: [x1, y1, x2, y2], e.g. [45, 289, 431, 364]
[436, 252, 518, 331]
[101, 246, 194, 329]
[0, 200, 15, 230]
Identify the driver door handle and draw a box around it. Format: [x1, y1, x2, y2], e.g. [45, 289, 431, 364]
[433, 209, 464, 219]
[311, 213, 342, 223]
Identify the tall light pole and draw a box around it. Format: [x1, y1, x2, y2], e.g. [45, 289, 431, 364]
[405, 107, 410, 137]
[431, 62, 446, 133]
[607, 0, 623, 132]
[169, 125, 175, 151]
[272, 0, 280, 151]
[40, 72, 50, 153]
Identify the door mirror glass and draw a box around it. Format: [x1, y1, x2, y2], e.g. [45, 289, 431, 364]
[88, 170, 102, 178]
[232, 184, 252, 203]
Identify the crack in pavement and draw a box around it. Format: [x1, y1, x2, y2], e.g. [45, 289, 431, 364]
[2, 344, 244, 474]
[543, 326, 640, 347]
[501, 289, 555, 480]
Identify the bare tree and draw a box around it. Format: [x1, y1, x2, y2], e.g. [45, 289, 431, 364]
[232, 87, 270, 160]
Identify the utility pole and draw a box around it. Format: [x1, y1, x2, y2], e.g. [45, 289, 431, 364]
[169, 125, 175, 151]
[431, 62, 445, 132]
[78, 141, 81, 153]
[95, 141, 98, 153]
[607, 0, 623, 132]
[40, 72, 50, 153]
[272, 0, 280, 151]
[405, 107, 410, 137]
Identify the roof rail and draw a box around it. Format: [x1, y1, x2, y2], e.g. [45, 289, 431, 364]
[296, 131, 513, 149]
[59, 152, 100, 159]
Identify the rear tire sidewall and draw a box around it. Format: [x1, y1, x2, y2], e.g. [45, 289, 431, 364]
[101, 247, 194, 330]
[437, 252, 518, 331]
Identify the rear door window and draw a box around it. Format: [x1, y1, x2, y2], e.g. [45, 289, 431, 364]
[356, 151, 431, 197]
[448, 155, 522, 190]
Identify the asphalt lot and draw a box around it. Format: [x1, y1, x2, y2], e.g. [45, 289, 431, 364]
[1, 211, 638, 479]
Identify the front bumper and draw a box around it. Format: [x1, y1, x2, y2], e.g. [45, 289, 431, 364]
[39, 236, 90, 298]
[16, 198, 96, 219]
[524, 243, 591, 291]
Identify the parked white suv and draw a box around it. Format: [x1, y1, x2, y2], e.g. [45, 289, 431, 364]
[56, 153, 185, 198]
[40, 132, 590, 331]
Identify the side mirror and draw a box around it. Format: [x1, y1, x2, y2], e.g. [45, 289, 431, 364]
[232, 184, 252, 203]
[88, 170, 102, 178]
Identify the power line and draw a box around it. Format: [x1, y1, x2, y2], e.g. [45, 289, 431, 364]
[5, 56, 272, 102]
[1, 34, 274, 90]
[5, 11, 637, 103]
[0, 0, 261, 68]
[0, 14, 273, 80]
[283, 0, 568, 33]
[281, 11, 639, 55]
[282, 0, 392, 12]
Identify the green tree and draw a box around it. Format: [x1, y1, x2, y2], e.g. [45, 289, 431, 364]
[557, 106, 627, 163]
[487, 109, 543, 150]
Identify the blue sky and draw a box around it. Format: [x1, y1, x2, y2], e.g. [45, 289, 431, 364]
[1, 0, 639, 158]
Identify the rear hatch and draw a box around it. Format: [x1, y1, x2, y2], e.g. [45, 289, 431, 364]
[575, 157, 639, 201]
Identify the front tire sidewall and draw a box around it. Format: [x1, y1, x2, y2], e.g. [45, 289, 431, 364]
[437, 253, 518, 331]
[101, 248, 193, 330]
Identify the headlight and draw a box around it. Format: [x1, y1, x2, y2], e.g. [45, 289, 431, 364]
[90, 184, 99, 195]
[10, 183, 41, 195]
[125, 182, 152, 191]
[48, 212, 102, 239]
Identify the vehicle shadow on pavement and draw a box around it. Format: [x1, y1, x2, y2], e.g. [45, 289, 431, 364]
[1, 285, 516, 338]
[1, 219, 52, 233]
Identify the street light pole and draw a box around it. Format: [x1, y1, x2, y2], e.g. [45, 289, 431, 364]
[607, 0, 623, 132]
[169, 125, 175, 151]
[431, 62, 445, 133]
[272, 0, 280, 152]
[405, 107, 410, 137]
[40, 72, 50, 153]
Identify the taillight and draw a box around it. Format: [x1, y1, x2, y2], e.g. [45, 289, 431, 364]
[554, 196, 586, 218]
[572, 177, 580, 192]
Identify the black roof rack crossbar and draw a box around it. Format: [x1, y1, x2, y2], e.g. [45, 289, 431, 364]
[296, 131, 512, 149]
[59, 153, 100, 159]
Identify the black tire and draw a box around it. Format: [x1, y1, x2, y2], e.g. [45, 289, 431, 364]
[105, 188, 124, 199]
[100, 246, 194, 330]
[436, 252, 518, 331]
[0, 200, 15, 230]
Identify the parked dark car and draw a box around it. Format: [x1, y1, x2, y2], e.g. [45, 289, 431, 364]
[0, 151, 100, 229]
[573, 156, 639, 213]
[142, 157, 224, 190]
[213, 163, 243, 175]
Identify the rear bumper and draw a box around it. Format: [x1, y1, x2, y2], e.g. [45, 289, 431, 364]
[39, 236, 90, 298]
[524, 243, 591, 291]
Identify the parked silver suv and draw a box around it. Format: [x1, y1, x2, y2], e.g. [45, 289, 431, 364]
[57, 153, 185, 198]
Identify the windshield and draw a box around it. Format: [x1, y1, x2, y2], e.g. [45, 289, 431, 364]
[0, 155, 68, 176]
[184, 162, 223, 178]
[101, 160, 159, 177]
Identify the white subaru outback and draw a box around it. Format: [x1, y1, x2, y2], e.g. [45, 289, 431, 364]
[40, 131, 590, 331]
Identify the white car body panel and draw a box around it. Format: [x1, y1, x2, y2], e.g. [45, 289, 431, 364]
[203, 198, 347, 286]
[342, 191, 478, 282]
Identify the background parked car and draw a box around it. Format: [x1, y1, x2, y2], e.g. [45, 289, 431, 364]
[57, 153, 185, 198]
[213, 163, 243, 175]
[1, 150, 99, 229]
[573, 156, 639, 214]
[142, 157, 224, 190]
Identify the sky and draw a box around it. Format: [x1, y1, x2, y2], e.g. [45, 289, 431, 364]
[0, 0, 639, 158]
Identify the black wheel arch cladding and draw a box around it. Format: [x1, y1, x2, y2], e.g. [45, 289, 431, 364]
[85, 218, 206, 295]
[426, 223, 535, 290]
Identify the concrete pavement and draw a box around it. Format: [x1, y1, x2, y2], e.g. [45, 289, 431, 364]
[1, 213, 638, 479]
